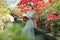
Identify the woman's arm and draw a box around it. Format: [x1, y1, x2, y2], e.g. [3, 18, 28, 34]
[33, 11, 38, 29]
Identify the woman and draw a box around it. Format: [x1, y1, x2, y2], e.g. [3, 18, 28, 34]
[22, 5, 35, 40]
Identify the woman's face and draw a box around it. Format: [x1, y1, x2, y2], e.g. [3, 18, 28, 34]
[27, 6, 32, 11]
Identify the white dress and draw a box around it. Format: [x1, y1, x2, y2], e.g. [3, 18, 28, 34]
[22, 11, 35, 40]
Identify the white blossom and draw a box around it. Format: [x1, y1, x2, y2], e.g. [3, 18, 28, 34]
[5, 14, 14, 22]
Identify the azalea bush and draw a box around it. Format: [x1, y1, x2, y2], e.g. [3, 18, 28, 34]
[34, 0, 60, 34]
[0, 7, 26, 40]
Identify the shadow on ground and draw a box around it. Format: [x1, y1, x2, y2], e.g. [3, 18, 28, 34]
[34, 28, 57, 40]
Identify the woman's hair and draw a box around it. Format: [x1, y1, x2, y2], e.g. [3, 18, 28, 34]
[28, 4, 34, 10]
[23, 16, 29, 20]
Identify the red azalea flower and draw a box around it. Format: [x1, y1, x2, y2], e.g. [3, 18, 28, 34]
[35, 9, 40, 12]
[18, 4, 27, 9]
[32, 0, 38, 3]
[34, 1, 46, 8]
[17, 0, 28, 7]
[21, 0, 29, 4]
[47, 12, 59, 21]
[34, 3, 38, 7]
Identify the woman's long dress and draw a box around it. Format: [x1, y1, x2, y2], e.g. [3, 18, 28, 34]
[22, 11, 35, 40]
